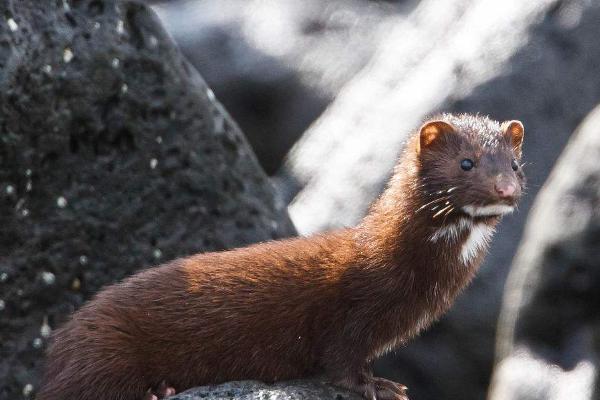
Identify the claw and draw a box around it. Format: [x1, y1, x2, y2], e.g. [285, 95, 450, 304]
[142, 381, 176, 400]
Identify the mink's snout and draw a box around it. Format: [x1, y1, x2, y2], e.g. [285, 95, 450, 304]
[493, 177, 521, 204]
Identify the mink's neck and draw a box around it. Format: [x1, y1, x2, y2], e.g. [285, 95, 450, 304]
[355, 149, 497, 286]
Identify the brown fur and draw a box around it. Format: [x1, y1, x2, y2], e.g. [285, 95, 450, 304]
[37, 113, 525, 400]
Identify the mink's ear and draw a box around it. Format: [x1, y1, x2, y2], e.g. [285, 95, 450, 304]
[501, 120, 524, 158]
[417, 120, 455, 154]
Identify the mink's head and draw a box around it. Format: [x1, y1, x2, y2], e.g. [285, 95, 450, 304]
[415, 113, 525, 219]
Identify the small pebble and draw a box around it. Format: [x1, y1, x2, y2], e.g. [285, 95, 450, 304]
[0, 272, 8, 282]
[5, 185, 15, 195]
[43, 64, 53, 74]
[156, 136, 163, 144]
[111, 58, 120, 68]
[21, 209, 29, 217]
[121, 83, 128, 94]
[0, 299, 5, 311]
[79, 255, 88, 265]
[153, 249, 162, 259]
[25, 169, 32, 177]
[150, 158, 158, 169]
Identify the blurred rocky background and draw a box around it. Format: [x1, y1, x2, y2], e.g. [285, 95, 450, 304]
[2, 0, 600, 399]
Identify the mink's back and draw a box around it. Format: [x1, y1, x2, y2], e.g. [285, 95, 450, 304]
[38, 230, 357, 400]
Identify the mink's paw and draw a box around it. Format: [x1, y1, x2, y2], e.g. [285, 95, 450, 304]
[332, 374, 408, 400]
[365, 377, 408, 400]
[142, 381, 176, 400]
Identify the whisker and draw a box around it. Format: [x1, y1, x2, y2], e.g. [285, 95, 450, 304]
[432, 204, 453, 219]
[416, 195, 451, 213]
[441, 206, 455, 225]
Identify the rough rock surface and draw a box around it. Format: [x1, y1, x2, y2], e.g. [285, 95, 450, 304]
[0, 1, 294, 398]
[278, 0, 600, 399]
[169, 380, 362, 400]
[152, 0, 417, 174]
[488, 106, 600, 400]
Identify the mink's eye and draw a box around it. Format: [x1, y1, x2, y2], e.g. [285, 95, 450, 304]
[511, 159, 519, 171]
[460, 159, 474, 171]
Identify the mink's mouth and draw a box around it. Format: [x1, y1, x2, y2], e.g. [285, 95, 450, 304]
[462, 204, 515, 217]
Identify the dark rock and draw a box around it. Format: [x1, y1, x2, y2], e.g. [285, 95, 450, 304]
[152, 0, 416, 174]
[169, 380, 362, 400]
[0, 1, 294, 398]
[489, 105, 600, 400]
[279, 0, 600, 399]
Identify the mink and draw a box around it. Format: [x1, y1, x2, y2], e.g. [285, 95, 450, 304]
[37, 113, 525, 400]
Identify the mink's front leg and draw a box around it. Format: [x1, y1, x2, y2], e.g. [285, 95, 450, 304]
[332, 367, 408, 400]
[324, 349, 408, 400]
[328, 365, 408, 400]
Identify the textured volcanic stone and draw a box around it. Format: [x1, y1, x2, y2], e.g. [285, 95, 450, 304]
[169, 380, 362, 400]
[0, 1, 294, 398]
[489, 105, 600, 400]
[151, 0, 411, 174]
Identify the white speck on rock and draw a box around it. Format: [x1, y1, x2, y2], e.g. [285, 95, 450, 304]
[25, 169, 32, 177]
[63, 48, 74, 63]
[116, 20, 124, 35]
[79, 255, 88, 265]
[57, 196, 67, 208]
[0, 299, 5, 311]
[150, 158, 158, 169]
[94, 22, 101, 30]
[21, 209, 29, 217]
[153, 249, 162, 259]
[0, 272, 8, 282]
[156, 136, 163, 144]
[148, 35, 158, 48]
[43, 64, 53, 74]
[7, 18, 18, 32]
[22, 384, 33, 397]
[206, 88, 216, 101]
[26, 181, 32, 192]
[32, 338, 43, 349]
[40, 318, 51, 338]
[121, 83, 128, 94]
[6, 185, 15, 195]
[111, 58, 120, 68]
[41, 271, 56, 285]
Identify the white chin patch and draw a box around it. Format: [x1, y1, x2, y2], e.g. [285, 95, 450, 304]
[462, 204, 514, 217]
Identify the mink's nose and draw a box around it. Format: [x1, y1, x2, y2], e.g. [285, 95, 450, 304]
[495, 181, 516, 199]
